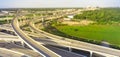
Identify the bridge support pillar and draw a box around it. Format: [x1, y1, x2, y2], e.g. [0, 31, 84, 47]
[90, 51, 93, 57]
[68, 46, 72, 52]
[30, 28, 34, 33]
[21, 41, 25, 47]
[7, 19, 9, 24]
[11, 41, 15, 44]
[9, 31, 14, 35]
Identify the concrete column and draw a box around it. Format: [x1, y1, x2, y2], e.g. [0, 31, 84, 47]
[9, 31, 13, 35]
[11, 41, 15, 44]
[30, 28, 34, 33]
[21, 41, 25, 47]
[7, 18, 9, 24]
[68, 46, 72, 52]
[5, 30, 8, 33]
[90, 51, 93, 57]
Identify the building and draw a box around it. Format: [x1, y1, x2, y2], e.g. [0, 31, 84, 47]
[0, 11, 9, 16]
[67, 14, 75, 19]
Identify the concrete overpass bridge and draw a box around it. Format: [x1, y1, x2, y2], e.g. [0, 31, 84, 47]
[0, 33, 86, 57]
[28, 11, 120, 57]
[0, 24, 85, 57]
[12, 14, 62, 57]
[11, 10, 87, 57]
[0, 24, 14, 32]
[1, 9, 120, 57]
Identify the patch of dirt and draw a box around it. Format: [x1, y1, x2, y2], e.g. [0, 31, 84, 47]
[62, 20, 95, 26]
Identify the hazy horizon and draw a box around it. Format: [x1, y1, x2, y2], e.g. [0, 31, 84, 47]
[0, 0, 120, 8]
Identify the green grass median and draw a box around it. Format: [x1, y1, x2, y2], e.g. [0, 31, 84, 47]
[55, 25, 120, 45]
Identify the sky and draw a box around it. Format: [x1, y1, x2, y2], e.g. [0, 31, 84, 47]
[0, 0, 120, 8]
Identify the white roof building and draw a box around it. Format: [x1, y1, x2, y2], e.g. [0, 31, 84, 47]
[67, 14, 74, 19]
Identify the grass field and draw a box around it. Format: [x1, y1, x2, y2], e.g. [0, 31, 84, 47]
[55, 25, 120, 45]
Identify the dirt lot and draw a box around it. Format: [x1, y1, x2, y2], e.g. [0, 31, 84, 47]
[62, 20, 95, 26]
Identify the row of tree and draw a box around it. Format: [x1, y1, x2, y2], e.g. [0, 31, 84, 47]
[74, 8, 120, 24]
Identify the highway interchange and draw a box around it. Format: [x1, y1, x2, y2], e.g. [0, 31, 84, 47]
[28, 9, 120, 57]
[0, 8, 120, 57]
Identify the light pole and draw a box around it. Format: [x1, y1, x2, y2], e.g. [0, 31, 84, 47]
[42, 17, 45, 27]
[6, 13, 9, 24]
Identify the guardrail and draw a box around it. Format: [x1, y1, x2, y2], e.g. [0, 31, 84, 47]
[11, 11, 61, 57]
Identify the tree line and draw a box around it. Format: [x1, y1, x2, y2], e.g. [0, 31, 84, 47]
[74, 8, 120, 24]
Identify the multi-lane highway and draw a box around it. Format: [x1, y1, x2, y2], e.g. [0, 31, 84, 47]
[0, 24, 14, 32]
[0, 31, 85, 57]
[0, 48, 29, 57]
[0, 23, 85, 57]
[10, 9, 120, 57]
[11, 10, 86, 57]
[11, 11, 62, 57]
[28, 10, 120, 57]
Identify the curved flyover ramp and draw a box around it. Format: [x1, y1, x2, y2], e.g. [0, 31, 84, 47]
[11, 13, 61, 57]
